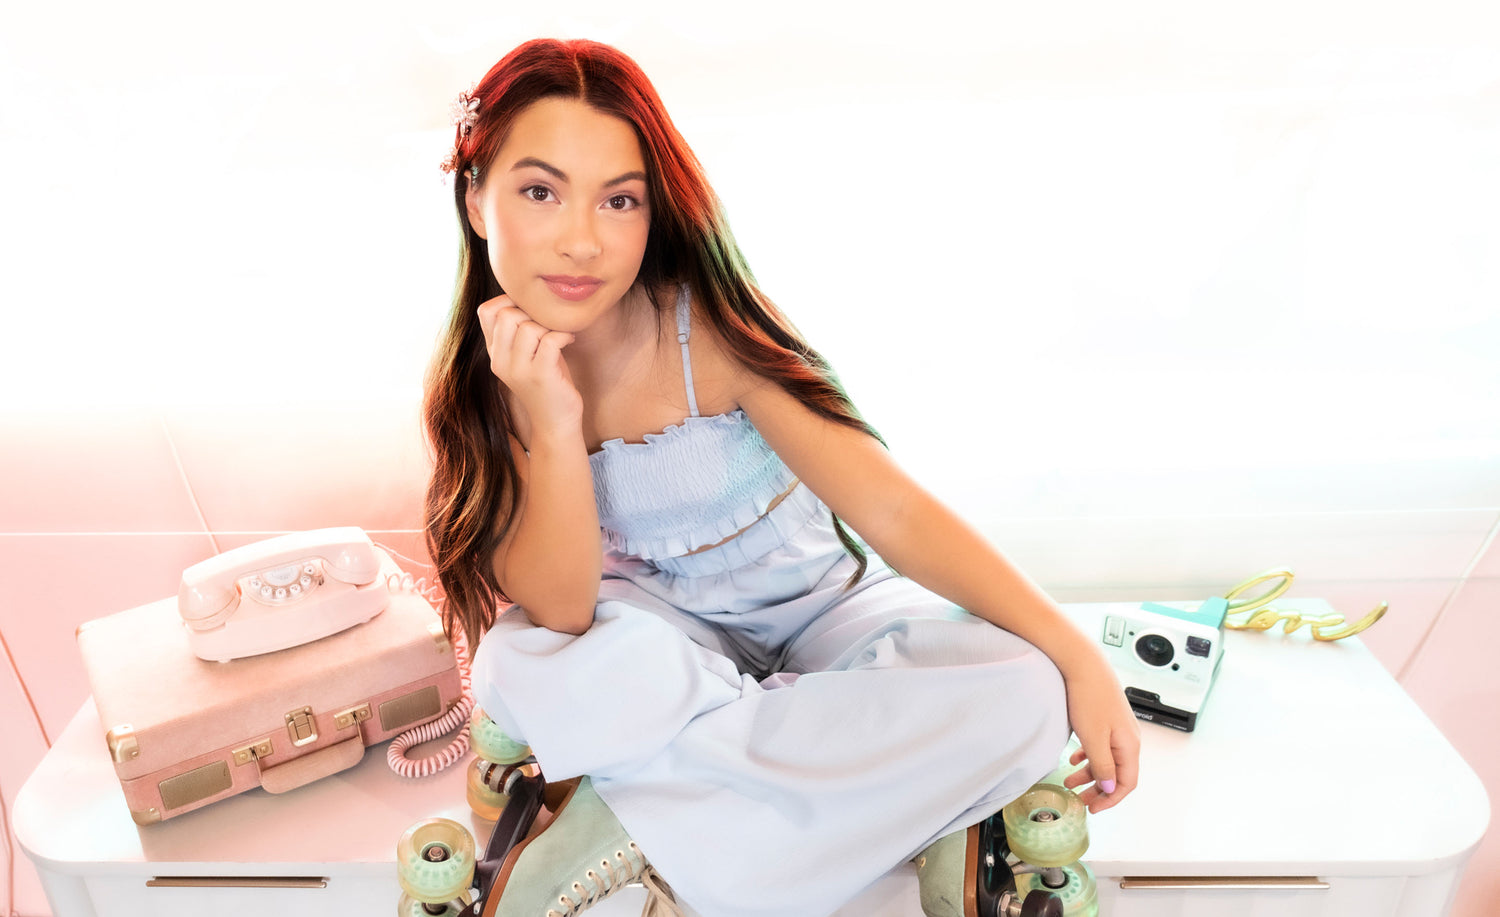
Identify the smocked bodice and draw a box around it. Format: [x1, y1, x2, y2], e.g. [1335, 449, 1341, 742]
[590, 410, 797, 560]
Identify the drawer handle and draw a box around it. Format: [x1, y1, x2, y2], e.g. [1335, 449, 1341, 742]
[1121, 877, 1331, 890]
[147, 877, 329, 889]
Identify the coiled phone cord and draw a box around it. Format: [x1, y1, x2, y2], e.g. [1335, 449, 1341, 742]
[382, 570, 477, 778]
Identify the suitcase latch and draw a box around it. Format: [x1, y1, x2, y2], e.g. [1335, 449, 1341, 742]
[285, 707, 318, 747]
[232, 737, 274, 766]
[106, 724, 140, 763]
[335, 703, 372, 731]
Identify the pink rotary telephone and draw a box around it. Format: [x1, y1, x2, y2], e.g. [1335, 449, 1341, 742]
[177, 526, 386, 662]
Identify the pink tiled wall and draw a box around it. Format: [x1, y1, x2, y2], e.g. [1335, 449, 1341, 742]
[1, 405, 1495, 916]
[1400, 575, 1500, 914]
[0, 404, 431, 916]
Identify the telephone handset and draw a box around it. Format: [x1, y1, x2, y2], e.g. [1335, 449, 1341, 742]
[178, 526, 387, 662]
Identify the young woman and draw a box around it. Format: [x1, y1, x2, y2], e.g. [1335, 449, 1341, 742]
[424, 38, 1139, 917]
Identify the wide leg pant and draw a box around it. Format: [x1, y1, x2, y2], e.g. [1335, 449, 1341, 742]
[471, 485, 1070, 917]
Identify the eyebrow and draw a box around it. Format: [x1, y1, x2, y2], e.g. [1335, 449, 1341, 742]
[510, 157, 647, 188]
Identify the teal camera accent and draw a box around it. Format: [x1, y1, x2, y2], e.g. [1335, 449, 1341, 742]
[1138, 597, 1228, 631]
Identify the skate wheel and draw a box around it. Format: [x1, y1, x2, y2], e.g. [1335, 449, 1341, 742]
[470, 707, 531, 765]
[396, 818, 476, 904]
[397, 889, 473, 916]
[1002, 784, 1088, 868]
[1017, 862, 1099, 917]
[466, 758, 510, 821]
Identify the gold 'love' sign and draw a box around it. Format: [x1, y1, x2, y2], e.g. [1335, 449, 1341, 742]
[1221, 568, 1387, 642]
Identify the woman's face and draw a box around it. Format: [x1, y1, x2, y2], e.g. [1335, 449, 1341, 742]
[465, 97, 651, 333]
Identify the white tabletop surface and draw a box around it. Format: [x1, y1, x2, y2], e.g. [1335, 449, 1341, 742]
[1070, 600, 1488, 877]
[16, 600, 1490, 881]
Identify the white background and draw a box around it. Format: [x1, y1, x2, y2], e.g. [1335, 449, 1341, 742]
[3, 1, 1497, 500]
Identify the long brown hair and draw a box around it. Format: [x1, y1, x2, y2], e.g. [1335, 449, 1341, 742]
[424, 39, 883, 649]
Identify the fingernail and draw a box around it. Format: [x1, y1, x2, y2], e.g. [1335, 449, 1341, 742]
[1100, 779, 1116, 794]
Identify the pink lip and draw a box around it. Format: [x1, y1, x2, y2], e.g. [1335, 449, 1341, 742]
[541, 275, 603, 301]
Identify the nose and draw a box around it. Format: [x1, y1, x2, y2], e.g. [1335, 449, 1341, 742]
[556, 205, 602, 262]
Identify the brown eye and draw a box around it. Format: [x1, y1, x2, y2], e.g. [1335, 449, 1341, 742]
[524, 186, 552, 202]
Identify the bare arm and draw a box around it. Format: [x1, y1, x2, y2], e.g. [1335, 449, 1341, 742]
[491, 428, 601, 635]
[738, 378, 1140, 812]
[479, 295, 601, 635]
[738, 381, 1093, 666]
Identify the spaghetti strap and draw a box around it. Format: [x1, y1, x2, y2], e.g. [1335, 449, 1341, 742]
[676, 286, 701, 417]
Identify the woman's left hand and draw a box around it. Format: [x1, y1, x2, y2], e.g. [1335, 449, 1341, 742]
[1060, 664, 1141, 814]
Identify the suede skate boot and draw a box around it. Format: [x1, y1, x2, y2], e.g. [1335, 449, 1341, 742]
[913, 814, 1063, 917]
[914, 824, 972, 916]
[485, 776, 683, 917]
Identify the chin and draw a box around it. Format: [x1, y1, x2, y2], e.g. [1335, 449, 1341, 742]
[498, 276, 634, 328]
[536, 292, 619, 329]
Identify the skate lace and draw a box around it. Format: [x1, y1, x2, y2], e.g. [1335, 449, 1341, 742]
[545, 841, 685, 917]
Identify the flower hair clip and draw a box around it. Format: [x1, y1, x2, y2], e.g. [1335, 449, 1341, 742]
[440, 85, 481, 176]
[450, 85, 481, 137]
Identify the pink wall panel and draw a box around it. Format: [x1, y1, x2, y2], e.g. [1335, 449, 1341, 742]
[362, 529, 431, 571]
[1400, 574, 1500, 917]
[1472, 536, 1500, 579]
[209, 528, 428, 561]
[0, 533, 218, 744]
[1309, 578, 1454, 679]
[0, 410, 205, 534]
[161, 403, 430, 535]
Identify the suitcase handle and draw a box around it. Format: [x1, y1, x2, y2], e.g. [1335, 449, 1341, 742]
[259, 736, 364, 794]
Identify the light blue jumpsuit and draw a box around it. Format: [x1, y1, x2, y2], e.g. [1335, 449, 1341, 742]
[471, 289, 1070, 917]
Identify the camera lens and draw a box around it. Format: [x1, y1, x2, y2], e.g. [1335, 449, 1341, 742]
[1135, 633, 1175, 667]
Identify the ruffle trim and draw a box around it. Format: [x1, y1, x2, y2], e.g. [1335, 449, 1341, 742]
[588, 410, 750, 460]
[591, 411, 798, 558]
[591, 408, 798, 561]
[600, 465, 797, 560]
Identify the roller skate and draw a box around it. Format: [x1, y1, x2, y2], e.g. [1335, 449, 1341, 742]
[396, 708, 681, 917]
[917, 779, 1097, 917]
[465, 706, 537, 821]
[396, 707, 544, 916]
[998, 782, 1098, 917]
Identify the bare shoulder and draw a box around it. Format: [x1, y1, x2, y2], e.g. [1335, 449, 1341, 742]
[681, 292, 768, 415]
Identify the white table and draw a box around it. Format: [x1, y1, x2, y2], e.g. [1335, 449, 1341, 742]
[17, 600, 1490, 917]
